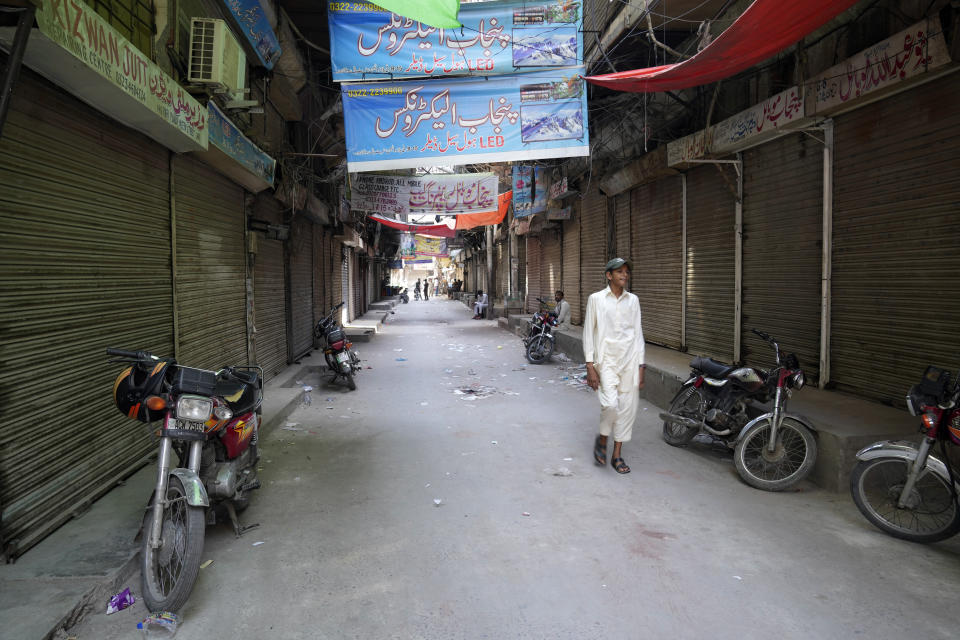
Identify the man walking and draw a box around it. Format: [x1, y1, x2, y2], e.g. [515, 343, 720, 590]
[583, 258, 645, 474]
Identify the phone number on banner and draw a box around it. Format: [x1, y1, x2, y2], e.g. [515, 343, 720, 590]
[329, 2, 383, 12]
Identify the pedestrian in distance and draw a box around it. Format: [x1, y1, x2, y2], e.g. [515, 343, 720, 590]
[583, 258, 645, 474]
[423, 277, 429, 301]
[414, 279, 422, 301]
[554, 290, 571, 330]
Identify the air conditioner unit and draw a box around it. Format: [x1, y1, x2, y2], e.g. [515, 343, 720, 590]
[189, 18, 246, 95]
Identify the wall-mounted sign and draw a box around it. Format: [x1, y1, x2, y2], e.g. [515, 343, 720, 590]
[531, 166, 549, 214]
[26, 0, 207, 151]
[342, 69, 589, 171]
[208, 102, 275, 186]
[352, 172, 498, 216]
[547, 206, 570, 220]
[221, 0, 282, 69]
[512, 165, 534, 217]
[329, 0, 583, 82]
[711, 86, 809, 155]
[806, 16, 952, 116]
[548, 176, 569, 199]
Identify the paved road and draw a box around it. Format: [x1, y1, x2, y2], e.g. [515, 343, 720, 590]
[67, 298, 960, 639]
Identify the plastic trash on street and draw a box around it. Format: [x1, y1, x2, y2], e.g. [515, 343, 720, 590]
[137, 611, 179, 637]
[106, 587, 135, 614]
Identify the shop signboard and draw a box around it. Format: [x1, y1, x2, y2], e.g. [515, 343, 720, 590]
[208, 102, 275, 186]
[220, 0, 282, 69]
[352, 172, 498, 215]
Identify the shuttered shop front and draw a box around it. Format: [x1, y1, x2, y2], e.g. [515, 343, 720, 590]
[253, 196, 288, 380]
[614, 193, 631, 264]
[684, 164, 736, 360]
[0, 75, 171, 557]
[631, 177, 683, 349]
[539, 229, 562, 305]
[831, 74, 960, 404]
[579, 184, 608, 316]
[741, 134, 822, 380]
[173, 156, 247, 370]
[524, 235, 542, 312]
[562, 207, 581, 324]
[289, 216, 314, 360]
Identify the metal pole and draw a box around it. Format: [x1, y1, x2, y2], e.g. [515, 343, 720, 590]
[819, 119, 834, 389]
[486, 224, 494, 303]
[0, 5, 35, 140]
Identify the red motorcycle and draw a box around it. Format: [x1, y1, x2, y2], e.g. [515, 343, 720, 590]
[316, 301, 361, 390]
[109, 348, 263, 612]
[660, 329, 817, 491]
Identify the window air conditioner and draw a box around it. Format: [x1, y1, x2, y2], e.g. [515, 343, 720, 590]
[188, 18, 246, 95]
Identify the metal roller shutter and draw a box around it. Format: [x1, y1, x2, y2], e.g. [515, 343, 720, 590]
[331, 235, 342, 309]
[253, 196, 287, 380]
[0, 75, 171, 558]
[313, 225, 326, 326]
[831, 74, 960, 404]
[517, 238, 526, 301]
[741, 134, 822, 381]
[497, 239, 508, 299]
[579, 184, 608, 315]
[289, 216, 314, 360]
[632, 176, 683, 349]
[614, 193, 631, 264]
[525, 235, 542, 312]
[562, 206, 581, 324]
[685, 164, 736, 360]
[173, 156, 247, 370]
[540, 229, 562, 305]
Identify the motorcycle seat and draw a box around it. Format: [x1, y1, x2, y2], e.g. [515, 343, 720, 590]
[690, 356, 737, 378]
[216, 379, 259, 414]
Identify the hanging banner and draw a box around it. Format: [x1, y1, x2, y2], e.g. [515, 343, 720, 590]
[414, 234, 449, 257]
[370, 213, 456, 237]
[531, 166, 549, 214]
[400, 232, 416, 257]
[329, 0, 583, 82]
[512, 165, 534, 217]
[208, 102, 276, 186]
[342, 69, 589, 171]
[220, 0, 282, 69]
[352, 172, 498, 216]
[547, 206, 570, 220]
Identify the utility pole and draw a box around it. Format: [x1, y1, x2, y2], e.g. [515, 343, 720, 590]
[486, 224, 494, 301]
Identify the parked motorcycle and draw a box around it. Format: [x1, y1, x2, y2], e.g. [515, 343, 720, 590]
[108, 348, 263, 612]
[660, 329, 817, 491]
[850, 366, 960, 543]
[316, 301, 361, 390]
[523, 297, 558, 364]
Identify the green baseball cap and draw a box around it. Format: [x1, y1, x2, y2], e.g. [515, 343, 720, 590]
[605, 257, 632, 272]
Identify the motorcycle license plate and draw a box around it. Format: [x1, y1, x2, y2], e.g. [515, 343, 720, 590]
[165, 415, 205, 432]
[336, 352, 349, 364]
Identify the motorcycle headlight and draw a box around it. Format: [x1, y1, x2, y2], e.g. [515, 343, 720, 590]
[214, 403, 233, 421]
[790, 371, 805, 390]
[177, 395, 213, 421]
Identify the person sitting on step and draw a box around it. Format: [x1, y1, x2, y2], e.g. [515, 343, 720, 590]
[472, 290, 488, 319]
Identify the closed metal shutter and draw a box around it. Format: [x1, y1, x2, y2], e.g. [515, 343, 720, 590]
[253, 196, 287, 380]
[0, 75, 171, 558]
[331, 236, 342, 308]
[517, 238, 526, 301]
[173, 156, 247, 370]
[345, 247, 355, 320]
[614, 193, 631, 264]
[313, 225, 326, 326]
[831, 74, 960, 404]
[525, 235, 542, 312]
[540, 229, 562, 305]
[631, 176, 683, 349]
[289, 216, 314, 360]
[562, 205, 581, 324]
[579, 184, 608, 315]
[685, 164, 736, 360]
[741, 134, 822, 381]
[497, 239, 508, 298]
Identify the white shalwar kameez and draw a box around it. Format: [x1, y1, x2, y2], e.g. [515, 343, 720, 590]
[583, 287, 645, 442]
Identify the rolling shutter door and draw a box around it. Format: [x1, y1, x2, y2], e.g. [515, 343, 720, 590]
[331, 236, 342, 308]
[580, 184, 608, 315]
[313, 225, 326, 325]
[741, 135, 822, 381]
[0, 75, 171, 557]
[831, 74, 960, 404]
[540, 229, 562, 304]
[525, 235, 542, 312]
[517, 238, 526, 301]
[253, 196, 287, 380]
[614, 193, 631, 264]
[289, 216, 314, 360]
[562, 206, 581, 324]
[685, 164, 736, 360]
[173, 156, 247, 370]
[498, 239, 508, 298]
[632, 176, 683, 349]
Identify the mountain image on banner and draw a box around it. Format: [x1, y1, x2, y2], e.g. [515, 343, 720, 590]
[520, 104, 583, 143]
[513, 30, 578, 67]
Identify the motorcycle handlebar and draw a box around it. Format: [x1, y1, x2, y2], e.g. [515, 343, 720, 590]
[106, 347, 140, 358]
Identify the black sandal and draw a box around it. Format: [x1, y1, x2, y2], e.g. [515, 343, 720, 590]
[611, 457, 631, 474]
[593, 435, 607, 466]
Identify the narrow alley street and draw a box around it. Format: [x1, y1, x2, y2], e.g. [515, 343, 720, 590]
[69, 299, 960, 640]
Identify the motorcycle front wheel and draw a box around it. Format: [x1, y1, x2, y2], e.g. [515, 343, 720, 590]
[525, 335, 553, 364]
[140, 476, 205, 612]
[734, 417, 817, 491]
[850, 456, 960, 543]
[662, 386, 701, 446]
[346, 373, 357, 390]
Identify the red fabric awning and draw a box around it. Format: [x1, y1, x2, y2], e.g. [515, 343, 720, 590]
[369, 214, 456, 238]
[455, 191, 512, 230]
[585, 0, 860, 93]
